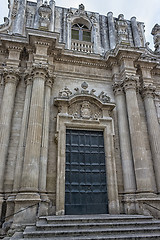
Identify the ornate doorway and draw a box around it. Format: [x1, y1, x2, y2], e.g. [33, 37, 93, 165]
[55, 82, 119, 215]
[65, 129, 108, 215]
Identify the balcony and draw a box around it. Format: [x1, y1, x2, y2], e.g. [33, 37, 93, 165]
[71, 40, 94, 53]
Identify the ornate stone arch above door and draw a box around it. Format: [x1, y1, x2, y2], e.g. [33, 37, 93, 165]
[54, 82, 120, 215]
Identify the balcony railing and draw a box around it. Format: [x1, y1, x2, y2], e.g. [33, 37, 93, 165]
[71, 40, 94, 53]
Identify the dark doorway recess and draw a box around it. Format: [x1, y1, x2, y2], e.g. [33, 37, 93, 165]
[65, 129, 108, 215]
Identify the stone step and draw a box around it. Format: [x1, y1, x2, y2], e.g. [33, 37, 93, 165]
[19, 214, 160, 239]
[23, 226, 160, 238]
[20, 233, 160, 240]
[39, 214, 153, 224]
[35, 220, 160, 231]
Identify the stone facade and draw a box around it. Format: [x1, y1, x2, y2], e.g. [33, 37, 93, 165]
[0, 0, 160, 232]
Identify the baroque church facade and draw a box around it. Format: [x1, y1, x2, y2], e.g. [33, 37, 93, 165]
[0, 0, 160, 230]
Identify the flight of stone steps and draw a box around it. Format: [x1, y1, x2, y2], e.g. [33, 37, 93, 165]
[11, 214, 160, 239]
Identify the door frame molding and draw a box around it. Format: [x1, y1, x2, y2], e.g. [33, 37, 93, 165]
[55, 94, 120, 215]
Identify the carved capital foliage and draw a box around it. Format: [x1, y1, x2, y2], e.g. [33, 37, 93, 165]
[24, 73, 33, 86]
[112, 82, 124, 96]
[3, 68, 20, 85]
[141, 84, 156, 99]
[123, 75, 139, 91]
[31, 63, 49, 80]
[46, 77, 54, 88]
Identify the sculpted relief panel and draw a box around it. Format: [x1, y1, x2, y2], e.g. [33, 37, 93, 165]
[68, 100, 103, 120]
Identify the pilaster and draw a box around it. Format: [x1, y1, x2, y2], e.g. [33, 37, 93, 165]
[0, 69, 20, 193]
[141, 84, 160, 193]
[38, 75, 54, 217]
[113, 81, 136, 195]
[130, 17, 141, 47]
[13, 74, 33, 193]
[107, 12, 116, 49]
[123, 75, 155, 193]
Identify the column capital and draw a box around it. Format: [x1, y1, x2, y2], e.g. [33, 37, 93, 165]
[3, 68, 20, 86]
[141, 84, 156, 99]
[123, 75, 139, 91]
[113, 81, 124, 96]
[46, 75, 55, 88]
[31, 63, 49, 80]
[24, 73, 33, 86]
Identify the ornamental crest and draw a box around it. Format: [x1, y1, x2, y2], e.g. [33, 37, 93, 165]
[81, 101, 91, 119]
[68, 100, 103, 120]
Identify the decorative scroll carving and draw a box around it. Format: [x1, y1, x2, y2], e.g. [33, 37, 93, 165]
[67, 4, 96, 28]
[68, 100, 103, 120]
[98, 91, 111, 103]
[0, 17, 9, 30]
[59, 87, 72, 98]
[58, 82, 111, 104]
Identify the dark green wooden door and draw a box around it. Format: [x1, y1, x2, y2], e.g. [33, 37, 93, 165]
[65, 129, 108, 215]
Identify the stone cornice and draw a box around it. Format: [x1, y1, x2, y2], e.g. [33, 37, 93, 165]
[55, 57, 108, 69]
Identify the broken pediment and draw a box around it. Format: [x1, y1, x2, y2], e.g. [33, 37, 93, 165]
[55, 82, 115, 119]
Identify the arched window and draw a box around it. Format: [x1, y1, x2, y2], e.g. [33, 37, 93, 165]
[71, 23, 91, 42]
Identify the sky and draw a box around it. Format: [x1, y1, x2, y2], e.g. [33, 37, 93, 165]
[0, 0, 160, 50]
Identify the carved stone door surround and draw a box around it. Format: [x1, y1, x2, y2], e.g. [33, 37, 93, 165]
[54, 83, 120, 215]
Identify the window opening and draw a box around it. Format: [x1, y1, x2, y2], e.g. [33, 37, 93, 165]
[71, 23, 91, 42]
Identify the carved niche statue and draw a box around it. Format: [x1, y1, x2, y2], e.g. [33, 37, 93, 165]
[151, 24, 160, 53]
[116, 14, 129, 44]
[38, 1, 52, 31]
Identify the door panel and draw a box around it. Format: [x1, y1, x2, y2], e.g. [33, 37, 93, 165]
[65, 129, 108, 215]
